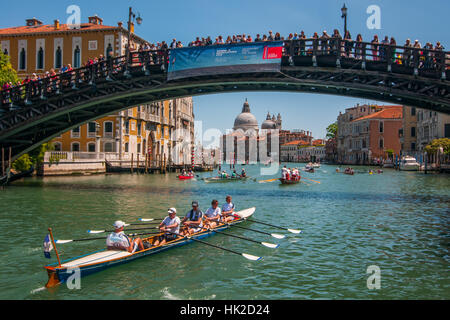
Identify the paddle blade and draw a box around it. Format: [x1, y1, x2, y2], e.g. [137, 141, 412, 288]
[271, 233, 285, 239]
[261, 242, 279, 249]
[288, 229, 302, 234]
[242, 253, 262, 261]
[88, 230, 105, 234]
[55, 240, 73, 244]
[139, 218, 154, 222]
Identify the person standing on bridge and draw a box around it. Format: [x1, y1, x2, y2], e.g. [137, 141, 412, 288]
[344, 30, 352, 58]
[371, 35, 380, 61]
[403, 39, 413, 67]
[355, 34, 363, 59]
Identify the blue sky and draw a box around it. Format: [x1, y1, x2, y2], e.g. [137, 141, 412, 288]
[1, 0, 448, 140]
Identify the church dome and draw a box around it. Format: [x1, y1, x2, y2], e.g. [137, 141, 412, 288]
[233, 99, 259, 131]
[261, 112, 277, 129]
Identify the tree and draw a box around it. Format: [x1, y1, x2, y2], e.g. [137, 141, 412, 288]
[326, 122, 338, 140]
[424, 138, 450, 155]
[0, 51, 19, 87]
[12, 154, 33, 172]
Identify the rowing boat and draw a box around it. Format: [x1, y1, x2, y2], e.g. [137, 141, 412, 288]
[44, 207, 256, 288]
[177, 175, 194, 180]
[279, 178, 300, 185]
[203, 176, 249, 183]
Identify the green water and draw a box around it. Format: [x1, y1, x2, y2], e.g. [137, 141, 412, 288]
[0, 164, 449, 299]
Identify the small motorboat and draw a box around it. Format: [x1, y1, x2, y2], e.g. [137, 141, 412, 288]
[399, 156, 420, 171]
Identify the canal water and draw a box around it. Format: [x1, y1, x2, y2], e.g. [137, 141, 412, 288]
[0, 164, 448, 299]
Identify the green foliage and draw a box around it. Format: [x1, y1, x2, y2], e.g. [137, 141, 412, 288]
[28, 143, 55, 167]
[385, 149, 394, 156]
[424, 138, 450, 155]
[326, 122, 338, 139]
[0, 51, 19, 87]
[12, 154, 33, 172]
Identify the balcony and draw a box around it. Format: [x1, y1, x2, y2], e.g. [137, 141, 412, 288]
[147, 114, 160, 123]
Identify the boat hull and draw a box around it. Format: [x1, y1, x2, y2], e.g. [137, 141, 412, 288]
[178, 175, 194, 180]
[279, 178, 300, 184]
[44, 208, 255, 287]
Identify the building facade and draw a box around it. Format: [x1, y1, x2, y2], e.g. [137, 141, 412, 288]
[416, 109, 450, 152]
[0, 16, 195, 169]
[399, 106, 418, 155]
[0, 16, 147, 78]
[337, 104, 403, 164]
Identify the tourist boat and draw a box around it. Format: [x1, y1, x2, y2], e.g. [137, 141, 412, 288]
[279, 178, 300, 185]
[311, 163, 321, 168]
[44, 208, 256, 288]
[399, 156, 420, 171]
[177, 175, 194, 180]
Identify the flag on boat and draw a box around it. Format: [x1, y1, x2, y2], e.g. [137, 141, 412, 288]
[43, 234, 53, 259]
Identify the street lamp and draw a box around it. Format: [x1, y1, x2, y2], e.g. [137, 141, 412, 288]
[341, 4, 348, 36]
[126, 7, 143, 69]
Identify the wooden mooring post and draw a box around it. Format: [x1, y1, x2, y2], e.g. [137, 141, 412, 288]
[131, 153, 134, 174]
[137, 154, 140, 174]
[1, 147, 4, 177]
[145, 153, 148, 174]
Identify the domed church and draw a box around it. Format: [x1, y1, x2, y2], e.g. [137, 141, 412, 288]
[233, 99, 260, 132]
[221, 99, 281, 163]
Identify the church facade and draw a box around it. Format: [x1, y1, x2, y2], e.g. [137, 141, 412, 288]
[221, 99, 281, 164]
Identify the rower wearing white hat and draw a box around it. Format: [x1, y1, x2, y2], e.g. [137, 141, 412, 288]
[152, 208, 181, 246]
[106, 220, 144, 253]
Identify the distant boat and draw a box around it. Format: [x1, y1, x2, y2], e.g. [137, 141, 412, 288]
[279, 178, 300, 185]
[399, 156, 420, 171]
[0, 165, 34, 186]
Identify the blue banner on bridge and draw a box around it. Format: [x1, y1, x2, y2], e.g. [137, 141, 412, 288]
[167, 42, 284, 80]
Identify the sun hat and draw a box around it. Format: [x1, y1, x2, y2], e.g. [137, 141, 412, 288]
[168, 208, 177, 214]
[113, 220, 126, 229]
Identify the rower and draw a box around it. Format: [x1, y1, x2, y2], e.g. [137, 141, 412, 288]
[106, 220, 145, 253]
[241, 168, 246, 177]
[232, 170, 237, 178]
[152, 208, 181, 246]
[221, 195, 236, 222]
[181, 201, 204, 236]
[204, 200, 222, 228]
[281, 166, 287, 180]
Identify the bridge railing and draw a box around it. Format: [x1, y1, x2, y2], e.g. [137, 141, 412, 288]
[282, 38, 449, 78]
[0, 49, 169, 111]
[0, 40, 448, 112]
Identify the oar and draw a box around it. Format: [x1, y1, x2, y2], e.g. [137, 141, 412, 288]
[198, 226, 279, 249]
[126, 221, 161, 226]
[56, 231, 161, 244]
[88, 226, 160, 234]
[165, 230, 262, 261]
[302, 177, 321, 184]
[258, 178, 278, 183]
[246, 219, 302, 234]
[230, 224, 285, 239]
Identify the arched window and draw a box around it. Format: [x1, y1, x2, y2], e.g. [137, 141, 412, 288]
[37, 47, 44, 69]
[379, 138, 384, 149]
[55, 46, 62, 69]
[19, 48, 26, 70]
[74, 45, 81, 68]
[87, 143, 96, 152]
[71, 142, 80, 152]
[125, 142, 129, 153]
[104, 142, 113, 153]
[3, 48, 8, 55]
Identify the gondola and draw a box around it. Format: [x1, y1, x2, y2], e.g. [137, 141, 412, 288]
[279, 178, 301, 185]
[0, 165, 34, 186]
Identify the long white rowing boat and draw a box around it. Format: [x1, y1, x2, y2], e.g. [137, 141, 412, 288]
[44, 207, 256, 288]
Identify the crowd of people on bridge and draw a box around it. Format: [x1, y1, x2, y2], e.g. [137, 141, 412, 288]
[1, 28, 447, 105]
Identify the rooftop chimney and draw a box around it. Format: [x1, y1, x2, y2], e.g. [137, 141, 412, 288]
[54, 19, 60, 30]
[26, 18, 43, 26]
[88, 15, 103, 25]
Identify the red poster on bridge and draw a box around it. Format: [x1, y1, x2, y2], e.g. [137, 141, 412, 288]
[263, 45, 283, 60]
